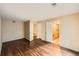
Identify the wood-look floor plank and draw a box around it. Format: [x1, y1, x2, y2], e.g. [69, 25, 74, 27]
[1, 38, 79, 56]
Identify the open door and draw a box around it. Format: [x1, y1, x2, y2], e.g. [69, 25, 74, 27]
[52, 20, 60, 45]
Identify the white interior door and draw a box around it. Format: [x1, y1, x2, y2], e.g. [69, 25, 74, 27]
[45, 21, 53, 42]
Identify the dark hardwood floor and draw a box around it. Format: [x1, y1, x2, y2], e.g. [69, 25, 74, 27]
[1, 38, 79, 56]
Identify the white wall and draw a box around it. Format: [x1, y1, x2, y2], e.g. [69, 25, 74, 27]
[24, 20, 34, 41]
[60, 13, 79, 52]
[36, 13, 79, 52]
[24, 21, 30, 40]
[0, 17, 2, 54]
[40, 13, 79, 52]
[30, 21, 34, 41]
[33, 23, 38, 36]
[35, 23, 42, 39]
[2, 19, 24, 42]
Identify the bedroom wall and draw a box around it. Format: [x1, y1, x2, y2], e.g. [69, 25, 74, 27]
[2, 19, 24, 42]
[24, 20, 34, 41]
[59, 13, 79, 52]
[24, 21, 30, 40]
[37, 12, 79, 52]
[30, 21, 34, 41]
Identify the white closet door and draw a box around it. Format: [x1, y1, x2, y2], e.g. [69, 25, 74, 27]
[45, 21, 53, 42]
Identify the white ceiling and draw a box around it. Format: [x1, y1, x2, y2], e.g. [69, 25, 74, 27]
[0, 3, 79, 21]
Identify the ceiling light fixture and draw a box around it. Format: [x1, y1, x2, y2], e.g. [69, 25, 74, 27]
[51, 3, 57, 7]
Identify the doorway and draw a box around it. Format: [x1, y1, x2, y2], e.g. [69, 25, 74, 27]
[33, 23, 38, 41]
[52, 20, 60, 45]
